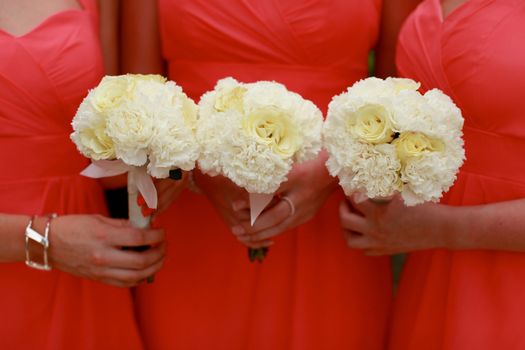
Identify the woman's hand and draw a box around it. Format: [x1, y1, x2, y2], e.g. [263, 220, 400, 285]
[340, 193, 452, 255]
[136, 172, 188, 217]
[232, 151, 339, 248]
[49, 215, 165, 287]
[193, 169, 251, 229]
[154, 172, 188, 215]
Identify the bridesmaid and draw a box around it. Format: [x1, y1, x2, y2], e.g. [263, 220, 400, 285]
[342, 0, 525, 348]
[0, 0, 172, 348]
[122, 1, 392, 349]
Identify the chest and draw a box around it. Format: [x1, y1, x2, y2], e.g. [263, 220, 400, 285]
[158, 0, 381, 64]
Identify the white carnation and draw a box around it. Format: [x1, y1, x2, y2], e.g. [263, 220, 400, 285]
[106, 98, 155, 166]
[423, 88, 464, 139]
[145, 82, 199, 178]
[147, 99, 199, 178]
[332, 143, 402, 198]
[401, 152, 455, 205]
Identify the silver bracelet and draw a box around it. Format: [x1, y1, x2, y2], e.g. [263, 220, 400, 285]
[25, 214, 57, 271]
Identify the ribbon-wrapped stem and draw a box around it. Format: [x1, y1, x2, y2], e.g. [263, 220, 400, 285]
[126, 167, 155, 282]
[247, 193, 275, 262]
[127, 167, 152, 229]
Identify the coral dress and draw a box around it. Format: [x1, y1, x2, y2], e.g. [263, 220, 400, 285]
[134, 1, 391, 349]
[0, 1, 143, 349]
[389, 0, 525, 348]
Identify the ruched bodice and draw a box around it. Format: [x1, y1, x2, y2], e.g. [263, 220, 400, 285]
[397, 0, 525, 191]
[0, 2, 103, 186]
[390, 1, 525, 348]
[159, 0, 380, 110]
[0, 1, 143, 349]
[134, 1, 392, 350]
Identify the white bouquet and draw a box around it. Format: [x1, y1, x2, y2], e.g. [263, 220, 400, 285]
[196, 77, 323, 260]
[323, 77, 465, 206]
[71, 74, 199, 227]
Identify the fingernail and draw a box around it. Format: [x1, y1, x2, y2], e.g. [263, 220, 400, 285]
[137, 195, 146, 206]
[232, 226, 245, 236]
[232, 201, 248, 212]
[141, 206, 155, 217]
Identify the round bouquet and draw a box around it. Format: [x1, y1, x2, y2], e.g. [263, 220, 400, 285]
[71, 74, 199, 227]
[196, 77, 323, 260]
[323, 77, 465, 206]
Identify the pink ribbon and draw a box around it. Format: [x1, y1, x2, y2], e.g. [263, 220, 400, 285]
[81, 160, 158, 209]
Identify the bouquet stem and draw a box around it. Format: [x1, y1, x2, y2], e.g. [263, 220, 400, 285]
[127, 168, 154, 282]
[128, 167, 151, 229]
[247, 193, 274, 262]
[248, 247, 269, 262]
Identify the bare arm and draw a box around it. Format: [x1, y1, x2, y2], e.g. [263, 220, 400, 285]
[375, 0, 423, 78]
[0, 212, 166, 287]
[446, 199, 525, 252]
[342, 194, 525, 255]
[0, 214, 32, 262]
[98, 0, 119, 75]
[97, 0, 126, 189]
[120, 0, 164, 74]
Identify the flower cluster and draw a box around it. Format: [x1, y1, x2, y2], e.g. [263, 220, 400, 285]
[70, 74, 199, 178]
[323, 77, 465, 205]
[196, 77, 323, 194]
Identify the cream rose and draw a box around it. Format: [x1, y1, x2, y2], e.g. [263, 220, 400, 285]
[394, 132, 444, 163]
[90, 74, 167, 114]
[179, 95, 198, 129]
[215, 86, 247, 113]
[386, 77, 421, 93]
[349, 104, 394, 144]
[71, 97, 116, 160]
[130, 74, 167, 84]
[90, 76, 134, 112]
[76, 126, 115, 160]
[242, 106, 301, 159]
